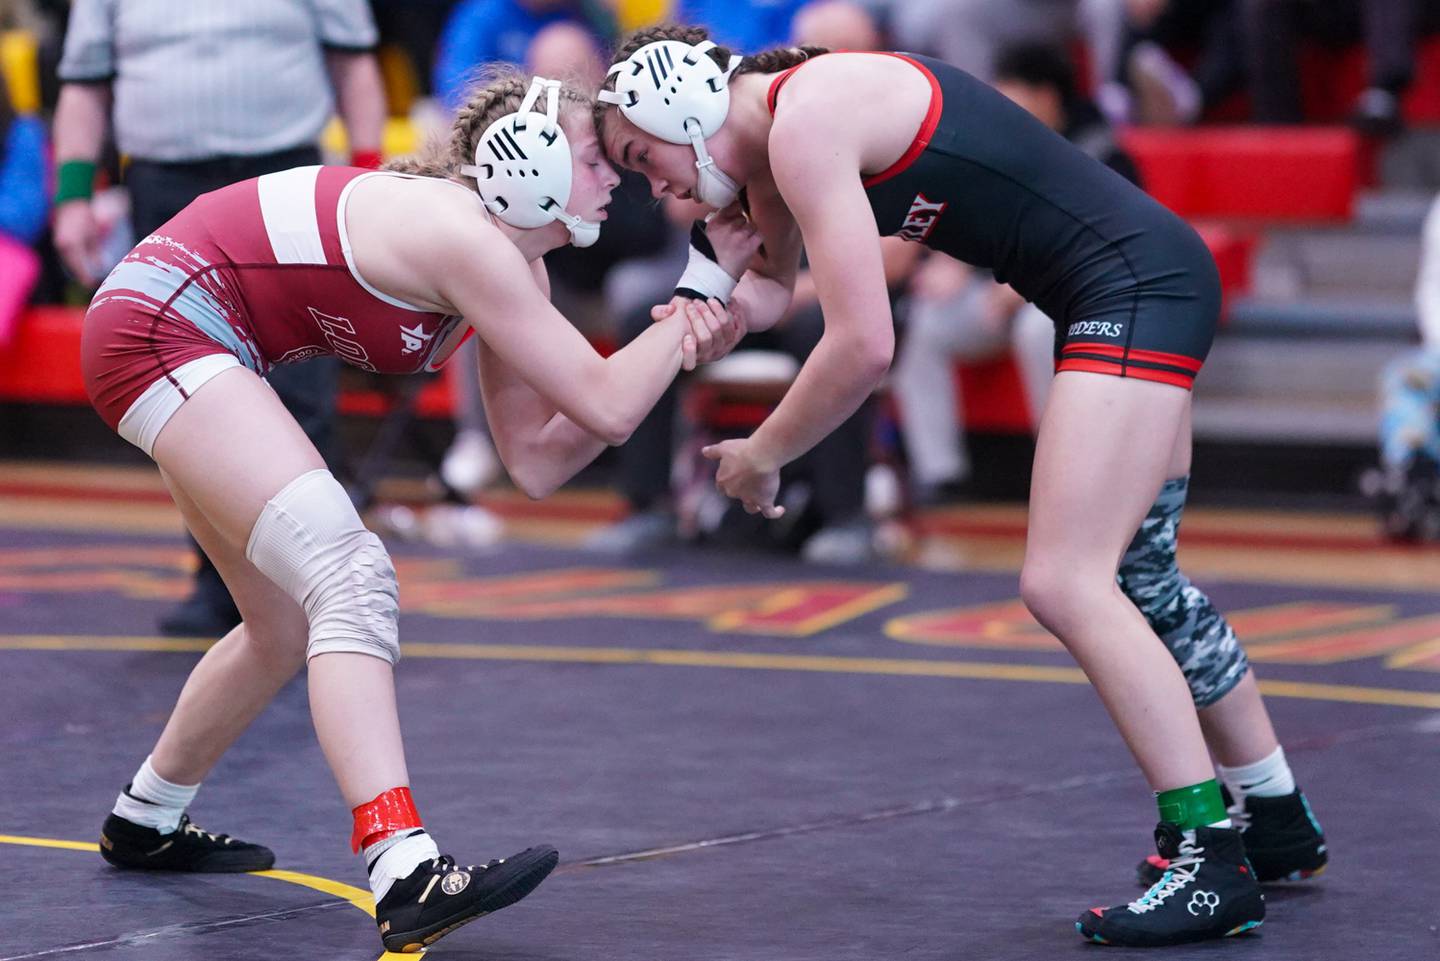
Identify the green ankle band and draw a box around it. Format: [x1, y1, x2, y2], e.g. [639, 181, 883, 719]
[1155, 779, 1227, 829]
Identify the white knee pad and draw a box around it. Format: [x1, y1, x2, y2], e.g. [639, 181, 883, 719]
[245, 469, 400, 664]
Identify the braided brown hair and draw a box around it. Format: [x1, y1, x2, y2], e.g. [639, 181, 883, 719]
[385, 64, 593, 188]
[594, 23, 826, 131]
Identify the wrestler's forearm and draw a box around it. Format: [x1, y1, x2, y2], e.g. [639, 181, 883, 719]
[589, 311, 689, 442]
[747, 329, 891, 470]
[730, 270, 793, 333]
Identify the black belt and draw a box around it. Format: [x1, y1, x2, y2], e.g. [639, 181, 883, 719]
[127, 144, 321, 178]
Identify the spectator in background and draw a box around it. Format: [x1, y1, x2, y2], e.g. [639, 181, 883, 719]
[1095, 0, 1429, 132]
[1, 0, 50, 248]
[791, 0, 880, 52]
[371, 0, 457, 98]
[1370, 193, 1440, 538]
[587, 0, 898, 563]
[529, 16, 667, 332]
[677, 0, 810, 53]
[438, 13, 610, 494]
[1, 0, 57, 110]
[432, 0, 610, 110]
[994, 43, 1142, 190]
[52, 0, 386, 637]
[435, 7, 676, 494]
[0, 68, 47, 346]
[893, 43, 1142, 503]
[0, 71, 44, 247]
[1244, 0, 1420, 134]
[1082, 0, 1245, 127]
[875, 0, 1076, 82]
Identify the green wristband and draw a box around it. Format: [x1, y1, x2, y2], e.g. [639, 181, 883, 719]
[55, 160, 97, 204]
[1155, 779, 1228, 830]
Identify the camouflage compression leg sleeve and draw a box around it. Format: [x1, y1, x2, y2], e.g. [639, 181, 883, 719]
[1117, 475, 1249, 707]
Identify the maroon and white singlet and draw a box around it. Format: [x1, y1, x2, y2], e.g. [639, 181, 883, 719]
[81, 166, 473, 453]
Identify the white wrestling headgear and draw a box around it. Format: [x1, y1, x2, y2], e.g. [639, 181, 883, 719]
[599, 40, 744, 209]
[459, 76, 601, 248]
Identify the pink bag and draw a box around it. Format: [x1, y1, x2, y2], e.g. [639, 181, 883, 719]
[0, 232, 41, 348]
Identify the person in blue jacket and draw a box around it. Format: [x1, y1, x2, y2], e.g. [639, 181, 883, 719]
[677, 0, 811, 53]
[0, 72, 47, 248]
[433, 0, 609, 110]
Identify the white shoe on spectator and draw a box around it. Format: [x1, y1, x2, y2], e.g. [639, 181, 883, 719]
[441, 429, 501, 495]
[422, 503, 505, 550]
[801, 516, 877, 566]
[1351, 87, 1404, 137]
[584, 508, 678, 554]
[865, 463, 904, 520]
[369, 502, 504, 550]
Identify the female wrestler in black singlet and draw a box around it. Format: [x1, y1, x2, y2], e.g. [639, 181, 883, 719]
[596, 25, 1327, 948]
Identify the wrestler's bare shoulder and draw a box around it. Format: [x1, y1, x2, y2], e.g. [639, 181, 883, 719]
[345, 172, 496, 249]
[344, 174, 513, 311]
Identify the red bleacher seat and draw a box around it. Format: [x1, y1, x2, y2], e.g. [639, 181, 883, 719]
[1408, 37, 1440, 124]
[0, 308, 621, 424]
[0, 305, 463, 417]
[956, 356, 1032, 435]
[1120, 126, 1365, 222]
[0, 306, 88, 404]
[338, 370, 454, 418]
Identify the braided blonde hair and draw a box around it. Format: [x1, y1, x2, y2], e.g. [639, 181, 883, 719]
[385, 64, 594, 188]
[594, 23, 827, 132]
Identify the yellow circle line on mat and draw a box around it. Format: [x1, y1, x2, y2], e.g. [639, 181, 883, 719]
[0, 834, 99, 852]
[0, 834, 406, 959]
[4, 634, 1440, 709]
[251, 868, 377, 918]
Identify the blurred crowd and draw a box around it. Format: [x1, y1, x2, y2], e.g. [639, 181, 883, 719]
[3, 0, 1440, 606]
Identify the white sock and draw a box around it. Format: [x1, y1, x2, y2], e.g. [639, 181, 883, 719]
[365, 829, 440, 903]
[1218, 746, 1296, 801]
[111, 755, 198, 833]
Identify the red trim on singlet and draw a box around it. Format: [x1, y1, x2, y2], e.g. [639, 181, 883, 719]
[764, 53, 945, 189]
[766, 64, 805, 115]
[1056, 356, 1196, 390]
[1061, 342, 1203, 373]
[1127, 347, 1205, 372]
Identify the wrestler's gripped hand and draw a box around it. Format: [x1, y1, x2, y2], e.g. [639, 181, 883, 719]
[656, 296, 748, 370]
[703, 203, 762, 277]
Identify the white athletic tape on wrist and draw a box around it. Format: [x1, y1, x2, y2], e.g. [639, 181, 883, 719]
[245, 469, 401, 664]
[675, 243, 739, 303]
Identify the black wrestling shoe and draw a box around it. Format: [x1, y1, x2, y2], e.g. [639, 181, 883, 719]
[1137, 788, 1327, 886]
[1080, 823, 1264, 947]
[376, 846, 559, 953]
[157, 591, 242, 638]
[100, 810, 275, 872]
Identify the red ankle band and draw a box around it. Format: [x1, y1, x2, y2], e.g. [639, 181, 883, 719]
[350, 786, 422, 853]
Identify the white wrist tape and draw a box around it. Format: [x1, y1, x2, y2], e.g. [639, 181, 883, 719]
[674, 242, 739, 304]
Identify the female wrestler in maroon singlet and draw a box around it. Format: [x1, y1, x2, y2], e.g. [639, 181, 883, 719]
[81, 69, 757, 953]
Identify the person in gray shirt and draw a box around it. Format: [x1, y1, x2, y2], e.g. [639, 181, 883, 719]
[52, 0, 386, 637]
